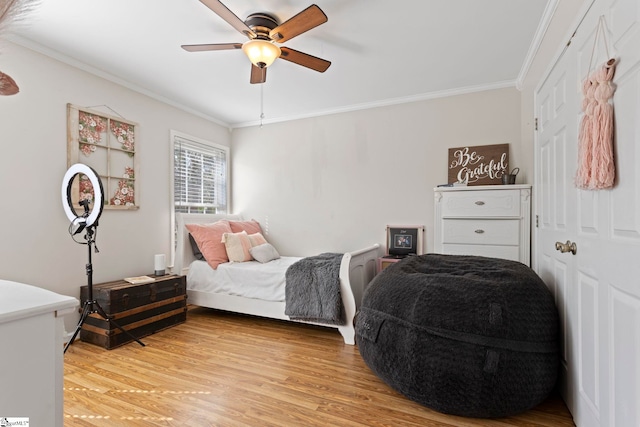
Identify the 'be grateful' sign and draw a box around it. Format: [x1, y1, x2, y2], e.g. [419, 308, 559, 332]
[448, 143, 509, 185]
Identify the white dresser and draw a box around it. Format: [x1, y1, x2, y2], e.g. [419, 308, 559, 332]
[434, 185, 531, 266]
[0, 280, 78, 427]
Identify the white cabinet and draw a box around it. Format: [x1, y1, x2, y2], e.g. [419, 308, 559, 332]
[0, 280, 78, 427]
[434, 185, 531, 266]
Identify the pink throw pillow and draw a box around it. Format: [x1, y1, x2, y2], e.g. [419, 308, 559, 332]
[186, 220, 232, 269]
[229, 219, 262, 235]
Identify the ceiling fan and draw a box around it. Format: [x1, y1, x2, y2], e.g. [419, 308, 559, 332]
[181, 0, 331, 84]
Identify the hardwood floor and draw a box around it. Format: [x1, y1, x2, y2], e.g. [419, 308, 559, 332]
[64, 307, 575, 427]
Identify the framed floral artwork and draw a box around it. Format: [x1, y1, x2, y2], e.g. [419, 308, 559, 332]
[67, 103, 139, 210]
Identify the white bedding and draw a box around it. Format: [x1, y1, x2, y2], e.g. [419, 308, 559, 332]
[186, 257, 302, 302]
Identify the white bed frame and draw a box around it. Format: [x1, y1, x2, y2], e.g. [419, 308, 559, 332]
[174, 213, 380, 345]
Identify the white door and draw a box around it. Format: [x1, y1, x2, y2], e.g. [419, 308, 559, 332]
[534, 0, 640, 426]
[536, 34, 578, 419]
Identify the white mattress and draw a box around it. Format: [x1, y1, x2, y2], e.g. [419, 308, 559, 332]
[186, 257, 302, 302]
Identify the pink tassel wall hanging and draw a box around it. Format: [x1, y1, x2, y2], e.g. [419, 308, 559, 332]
[576, 17, 617, 190]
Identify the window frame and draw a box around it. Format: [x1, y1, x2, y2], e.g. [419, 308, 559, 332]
[67, 103, 140, 210]
[169, 130, 230, 268]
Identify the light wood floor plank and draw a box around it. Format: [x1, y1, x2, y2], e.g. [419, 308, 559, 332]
[64, 307, 575, 426]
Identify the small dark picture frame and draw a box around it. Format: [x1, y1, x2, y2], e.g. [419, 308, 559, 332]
[386, 225, 424, 257]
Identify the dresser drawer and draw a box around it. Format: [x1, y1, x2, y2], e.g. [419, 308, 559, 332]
[441, 190, 521, 217]
[440, 244, 521, 262]
[441, 219, 520, 245]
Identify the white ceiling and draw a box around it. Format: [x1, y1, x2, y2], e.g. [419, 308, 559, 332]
[7, 0, 549, 128]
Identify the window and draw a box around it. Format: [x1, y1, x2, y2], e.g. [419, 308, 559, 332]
[67, 103, 139, 209]
[170, 130, 229, 265]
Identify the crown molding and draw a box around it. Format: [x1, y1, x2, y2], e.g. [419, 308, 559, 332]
[516, 0, 559, 90]
[231, 80, 517, 129]
[8, 33, 519, 130]
[6, 34, 231, 129]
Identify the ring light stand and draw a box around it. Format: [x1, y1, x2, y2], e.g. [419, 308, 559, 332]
[62, 164, 145, 353]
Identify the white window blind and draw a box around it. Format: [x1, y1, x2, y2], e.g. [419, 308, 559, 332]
[173, 135, 228, 214]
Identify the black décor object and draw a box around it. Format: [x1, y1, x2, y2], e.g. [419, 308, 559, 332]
[355, 254, 559, 418]
[188, 233, 206, 261]
[387, 227, 419, 257]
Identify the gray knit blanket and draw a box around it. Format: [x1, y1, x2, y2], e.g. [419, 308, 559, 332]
[284, 253, 345, 325]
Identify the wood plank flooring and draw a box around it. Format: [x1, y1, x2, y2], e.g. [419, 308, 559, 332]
[64, 307, 576, 427]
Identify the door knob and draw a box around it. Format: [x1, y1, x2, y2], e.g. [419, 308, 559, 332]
[555, 240, 577, 255]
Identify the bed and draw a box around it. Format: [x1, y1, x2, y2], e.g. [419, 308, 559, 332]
[174, 213, 380, 344]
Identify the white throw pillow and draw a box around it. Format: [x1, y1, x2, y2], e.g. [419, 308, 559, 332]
[221, 231, 253, 262]
[249, 243, 280, 263]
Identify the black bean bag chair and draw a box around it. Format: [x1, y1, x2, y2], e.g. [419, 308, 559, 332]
[355, 254, 559, 418]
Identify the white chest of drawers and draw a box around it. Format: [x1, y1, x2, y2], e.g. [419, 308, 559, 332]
[434, 185, 531, 266]
[0, 281, 78, 427]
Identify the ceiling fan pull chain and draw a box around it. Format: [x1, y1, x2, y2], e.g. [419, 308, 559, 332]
[260, 83, 265, 128]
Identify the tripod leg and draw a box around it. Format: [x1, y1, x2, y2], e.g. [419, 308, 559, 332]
[93, 302, 145, 347]
[69, 225, 145, 349]
[64, 300, 93, 353]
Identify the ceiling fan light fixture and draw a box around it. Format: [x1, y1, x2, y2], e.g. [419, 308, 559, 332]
[242, 39, 281, 68]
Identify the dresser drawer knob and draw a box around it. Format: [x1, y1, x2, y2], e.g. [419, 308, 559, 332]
[475, 201, 485, 206]
[475, 229, 485, 234]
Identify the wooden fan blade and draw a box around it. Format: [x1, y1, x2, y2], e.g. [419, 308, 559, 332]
[0, 71, 19, 96]
[199, 0, 256, 38]
[250, 64, 266, 84]
[269, 4, 327, 43]
[279, 47, 331, 73]
[181, 43, 242, 52]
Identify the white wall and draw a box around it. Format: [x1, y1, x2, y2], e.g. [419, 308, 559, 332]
[231, 87, 522, 256]
[0, 42, 230, 329]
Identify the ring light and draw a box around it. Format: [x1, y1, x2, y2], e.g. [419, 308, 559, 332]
[61, 163, 145, 352]
[61, 163, 104, 229]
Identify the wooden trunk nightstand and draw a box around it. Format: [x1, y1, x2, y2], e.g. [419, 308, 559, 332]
[79, 274, 187, 349]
